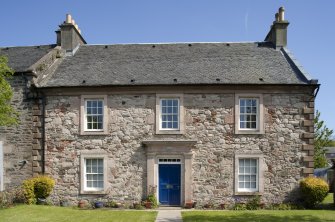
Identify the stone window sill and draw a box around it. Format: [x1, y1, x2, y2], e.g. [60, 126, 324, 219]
[156, 130, 184, 135]
[80, 190, 107, 195]
[234, 191, 262, 196]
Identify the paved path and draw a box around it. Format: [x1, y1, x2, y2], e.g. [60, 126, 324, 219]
[155, 208, 183, 222]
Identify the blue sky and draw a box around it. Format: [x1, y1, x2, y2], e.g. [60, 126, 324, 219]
[1, 0, 334, 132]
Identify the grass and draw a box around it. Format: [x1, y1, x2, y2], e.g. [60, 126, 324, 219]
[182, 193, 335, 222]
[182, 210, 335, 222]
[0, 205, 157, 222]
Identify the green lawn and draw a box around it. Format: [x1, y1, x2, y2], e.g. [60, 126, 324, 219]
[0, 205, 157, 222]
[182, 210, 335, 222]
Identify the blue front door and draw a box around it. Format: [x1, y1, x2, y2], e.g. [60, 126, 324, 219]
[159, 164, 181, 206]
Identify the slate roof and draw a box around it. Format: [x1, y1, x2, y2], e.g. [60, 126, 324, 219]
[0, 45, 56, 72]
[39, 42, 312, 87]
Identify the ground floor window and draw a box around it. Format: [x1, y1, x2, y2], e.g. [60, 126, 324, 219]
[238, 158, 258, 192]
[85, 158, 104, 190]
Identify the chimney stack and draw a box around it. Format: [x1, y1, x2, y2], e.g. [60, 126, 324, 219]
[56, 14, 86, 54]
[264, 7, 289, 49]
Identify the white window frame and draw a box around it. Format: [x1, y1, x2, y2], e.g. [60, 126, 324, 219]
[84, 158, 104, 191]
[80, 152, 108, 194]
[234, 153, 264, 195]
[237, 158, 259, 192]
[235, 94, 264, 134]
[156, 94, 185, 134]
[159, 98, 180, 131]
[80, 95, 108, 135]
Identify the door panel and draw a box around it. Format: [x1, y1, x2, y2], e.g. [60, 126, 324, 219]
[159, 164, 181, 206]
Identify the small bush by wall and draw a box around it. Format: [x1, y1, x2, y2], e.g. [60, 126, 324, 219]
[22, 175, 55, 204]
[300, 176, 329, 208]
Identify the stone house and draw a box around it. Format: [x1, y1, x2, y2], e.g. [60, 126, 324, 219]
[0, 7, 318, 206]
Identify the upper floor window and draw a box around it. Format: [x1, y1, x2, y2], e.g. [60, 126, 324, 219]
[85, 99, 104, 131]
[235, 94, 264, 134]
[239, 98, 258, 130]
[80, 95, 108, 135]
[160, 99, 179, 130]
[156, 94, 185, 134]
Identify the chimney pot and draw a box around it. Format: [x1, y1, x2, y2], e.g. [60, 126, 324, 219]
[66, 14, 72, 23]
[72, 19, 75, 25]
[75, 24, 79, 30]
[275, 13, 279, 22]
[279, 7, 285, 21]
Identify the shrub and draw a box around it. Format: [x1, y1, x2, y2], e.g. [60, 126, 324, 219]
[146, 194, 158, 208]
[33, 176, 55, 199]
[246, 196, 261, 210]
[22, 175, 55, 204]
[300, 177, 329, 208]
[232, 203, 247, 210]
[22, 178, 36, 204]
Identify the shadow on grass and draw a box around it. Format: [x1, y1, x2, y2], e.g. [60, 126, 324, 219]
[182, 212, 334, 222]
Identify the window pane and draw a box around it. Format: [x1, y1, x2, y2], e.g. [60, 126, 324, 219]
[240, 115, 245, 121]
[87, 174, 93, 180]
[87, 181, 92, 188]
[93, 174, 98, 181]
[98, 181, 104, 188]
[167, 107, 172, 113]
[238, 175, 244, 182]
[173, 115, 178, 121]
[167, 115, 172, 121]
[245, 182, 250, 188]
[251, 182, 257, 188]
[245, 167, 250, 173]
[162, 100, 166, 106]
[251, 175, 256, 182]
[92, 101, 97, 107]
[252, 107, 257, 113]
[245, 159, 250, 166]
[167, 100, 172, 106]
[251, 159, 257, 167]
[246, 122, 251, 128]
[173, 122, 178, 129]
[173, 100, 178, 106]
[239, 159, 244, 167]
[239, 167, 244, 174]
[246, 99, 252, 106]
[162, 122, 167, 128]
[162, 107, 167, 113]
[98, 108, 103, 115]
[251, 122, 256, 129]
[240, 99, 245, 106]
[251, 167, 257, 174]
[251, 115, 256, 121]
[251, 100, 257, 106]
[167, 122, 172, 128]
[87, 123, 92, 129]
[93, 181, 98, 188]
[98, 101, 103, 108]
[173, 107, 178, 113]
[240, 122, 245, 128]
[239, 182, 244, 188]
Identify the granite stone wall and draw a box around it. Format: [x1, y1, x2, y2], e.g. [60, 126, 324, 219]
[0, 76, 34, 189]
[44, 92, 312, 206]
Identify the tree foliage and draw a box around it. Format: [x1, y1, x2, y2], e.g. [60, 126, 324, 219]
[0, 56, 18, 126]
[314, 110, 333, 168]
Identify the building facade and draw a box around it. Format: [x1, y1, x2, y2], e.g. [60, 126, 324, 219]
[0, 8, 318, 206]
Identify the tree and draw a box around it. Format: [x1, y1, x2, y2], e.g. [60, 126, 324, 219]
[0, 56, 18, 126]
[314, 110, 333, 168]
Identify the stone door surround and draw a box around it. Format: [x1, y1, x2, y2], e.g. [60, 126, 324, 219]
[143, 140, 197, 205]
